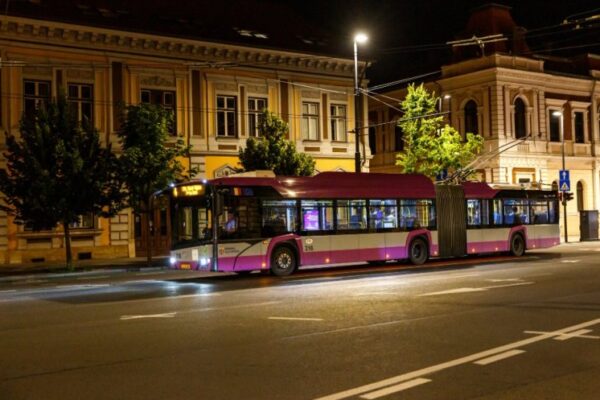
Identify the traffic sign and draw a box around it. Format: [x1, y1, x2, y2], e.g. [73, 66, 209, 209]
[559, 169, 570, 192]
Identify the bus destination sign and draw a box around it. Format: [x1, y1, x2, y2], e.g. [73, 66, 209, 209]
[174, 184, 205, 197]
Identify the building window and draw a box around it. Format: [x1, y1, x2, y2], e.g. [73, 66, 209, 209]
[248, 97, 267, 137]
[68, 83, 93, 124]
[464, 100, 478, 135]
[574, 112, 585, 144]
[577, 181, 584, 211]
[368, 127, 376, 155]
[394, 124, 404, 151]
[70, 213, 95, 229]
[330, 104, 347, 141]
[141, 89, 176, 135]
[301, 102, 319, 140]
[549, 110, 561, 142]
[514, 98, 526, 139]
[216, 95, 237, 137]
[24, 80, 51, 117]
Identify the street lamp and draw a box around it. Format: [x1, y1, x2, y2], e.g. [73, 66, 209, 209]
[553, 110, 568, 243]
[353, 32, 367, 173]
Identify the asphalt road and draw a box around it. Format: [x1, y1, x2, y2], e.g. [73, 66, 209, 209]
[1, 242, 600, 400]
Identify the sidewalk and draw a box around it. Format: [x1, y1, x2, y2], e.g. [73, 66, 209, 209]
[0, 256, 169, 281]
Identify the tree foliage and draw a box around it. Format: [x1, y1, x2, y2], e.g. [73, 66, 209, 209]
[395, 84, 483, 179]
[239, 111, 315, 176]
[0, 94, 124, 268]
[118, 103, 193, 264]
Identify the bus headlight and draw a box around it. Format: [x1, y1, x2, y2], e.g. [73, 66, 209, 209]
[169, 256, 177, 265]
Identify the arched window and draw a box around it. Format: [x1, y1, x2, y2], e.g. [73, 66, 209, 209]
[577, 181, 584, 211]
[464, 100, 478, 135]
[514, 98, 527, 139]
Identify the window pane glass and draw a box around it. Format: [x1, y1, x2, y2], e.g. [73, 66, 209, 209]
[309, 118, 318, 139]
[467, 199, 481, 226]
[217, 96, 224, 108]
[337, 200, 366, 230]
[301, 200, 333, 231]
[481, 200, 490, 225]
[227, 97, 236, 108]
[217, 112, 225, 135]
[68, 85, 79, 98]
[38, 82, 50, 97]
[503, 199, 529, 225]
[226, 112, 236, 136]
[141, 90, 151, 103]
[369, 199, 397, 229]
[530, 201, 549, 224]
[492, 199, 503, 225]
[262, 200, 298, 236]
[24, 81, 35, 95]
[81, 85, 92, 99]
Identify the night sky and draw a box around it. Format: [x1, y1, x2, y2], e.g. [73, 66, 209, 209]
[286, 0, 600, 85]
[7, 0, 600, 86]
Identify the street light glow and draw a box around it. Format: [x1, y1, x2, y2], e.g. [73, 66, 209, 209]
[552, 111, 562, 117]
[354, 33, 368, 44]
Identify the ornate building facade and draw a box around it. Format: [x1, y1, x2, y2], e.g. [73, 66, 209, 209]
[0, 14, 368, 264]
[369, 5, 600, 239]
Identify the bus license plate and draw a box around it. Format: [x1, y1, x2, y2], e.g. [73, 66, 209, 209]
[180, 263, 191, 270]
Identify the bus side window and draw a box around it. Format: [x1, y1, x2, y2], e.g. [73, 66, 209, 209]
[337, 200, 366, 230]
[492, 199, 503, 225]
[466, 199, 481, 226]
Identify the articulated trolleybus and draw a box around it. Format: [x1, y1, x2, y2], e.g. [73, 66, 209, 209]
[168, 172, 559, 276]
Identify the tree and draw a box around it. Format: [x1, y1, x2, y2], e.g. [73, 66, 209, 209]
[395, 84, 483, 179]
[118, 103, 193, 266]
[0, 94, 124, 269]
[239, 111, 315, 176]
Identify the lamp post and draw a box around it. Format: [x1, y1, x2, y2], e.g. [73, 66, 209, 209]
[553, 110, 568, 243]
[353, 33, 367, 173]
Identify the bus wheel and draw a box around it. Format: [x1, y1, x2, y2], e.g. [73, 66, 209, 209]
[409, 238, 429, 265]
[270, 246, 296, 277]
[509, 233, 525, 257]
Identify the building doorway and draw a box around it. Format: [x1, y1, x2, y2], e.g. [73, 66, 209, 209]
[134, 195, 171, 257]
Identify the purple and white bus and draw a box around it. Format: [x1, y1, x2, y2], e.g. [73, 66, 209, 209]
[167, 172, 559, 276]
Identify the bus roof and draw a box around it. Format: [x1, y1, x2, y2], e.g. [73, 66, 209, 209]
[174, 172, 553, 200]
[209, 172, 437, 199]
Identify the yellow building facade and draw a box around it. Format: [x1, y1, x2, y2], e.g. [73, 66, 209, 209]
[0, 15, 369, 264]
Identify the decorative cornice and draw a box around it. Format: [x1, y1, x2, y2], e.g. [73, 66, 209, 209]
[0, 16, 358, 77]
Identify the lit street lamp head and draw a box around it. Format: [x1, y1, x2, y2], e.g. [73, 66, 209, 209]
[354, 33, 368, 44]
[552, 111, 563, 117]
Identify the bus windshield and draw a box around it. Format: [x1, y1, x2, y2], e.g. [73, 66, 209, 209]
[172, 196, 211, 248]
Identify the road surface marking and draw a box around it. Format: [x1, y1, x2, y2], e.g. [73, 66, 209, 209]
[55, 284, 110, 290]
[268, 316, 323, 321]
[474, 349, 525, 365]
[136, 271, 167, 276]
[0, 289, 16, 294]
[359, 378, 431, 399]
[120, 312, 176, 320]
[560, 259, 581, 263]
[418, 281, 533, 297]
[77, 275, 110, 280]
[313, 318, 600, 400]
[524, 329, 600, 341]
[353, 292, 397, 296]
[485, 278, 523, 282]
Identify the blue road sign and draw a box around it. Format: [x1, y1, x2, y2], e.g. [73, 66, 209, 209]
[559, 169, 570, 192]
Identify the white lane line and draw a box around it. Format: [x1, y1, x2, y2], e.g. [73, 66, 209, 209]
[268, 316, 324, 321]
[359, 378, 431, 399]
[485, 278, 523, 282]
[0, 289, 16, 294]
[560, 259, 581, 263]
[525, 329, 600, 341]
[136, 271, 167, 276]
[313, 318, 600, 400]
[418, 282, 533, 297]
[55, 284, 111, 290]
[474, 349, 525, 365]
[77, 275, 110, 280]
[120, 312, 176, 320]
[353, 292, 397, 296]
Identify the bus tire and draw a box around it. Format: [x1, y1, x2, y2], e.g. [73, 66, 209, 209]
[408, 237, 429, 265]
[509, 233, 526, 257]
[270, 245, 297, 277]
